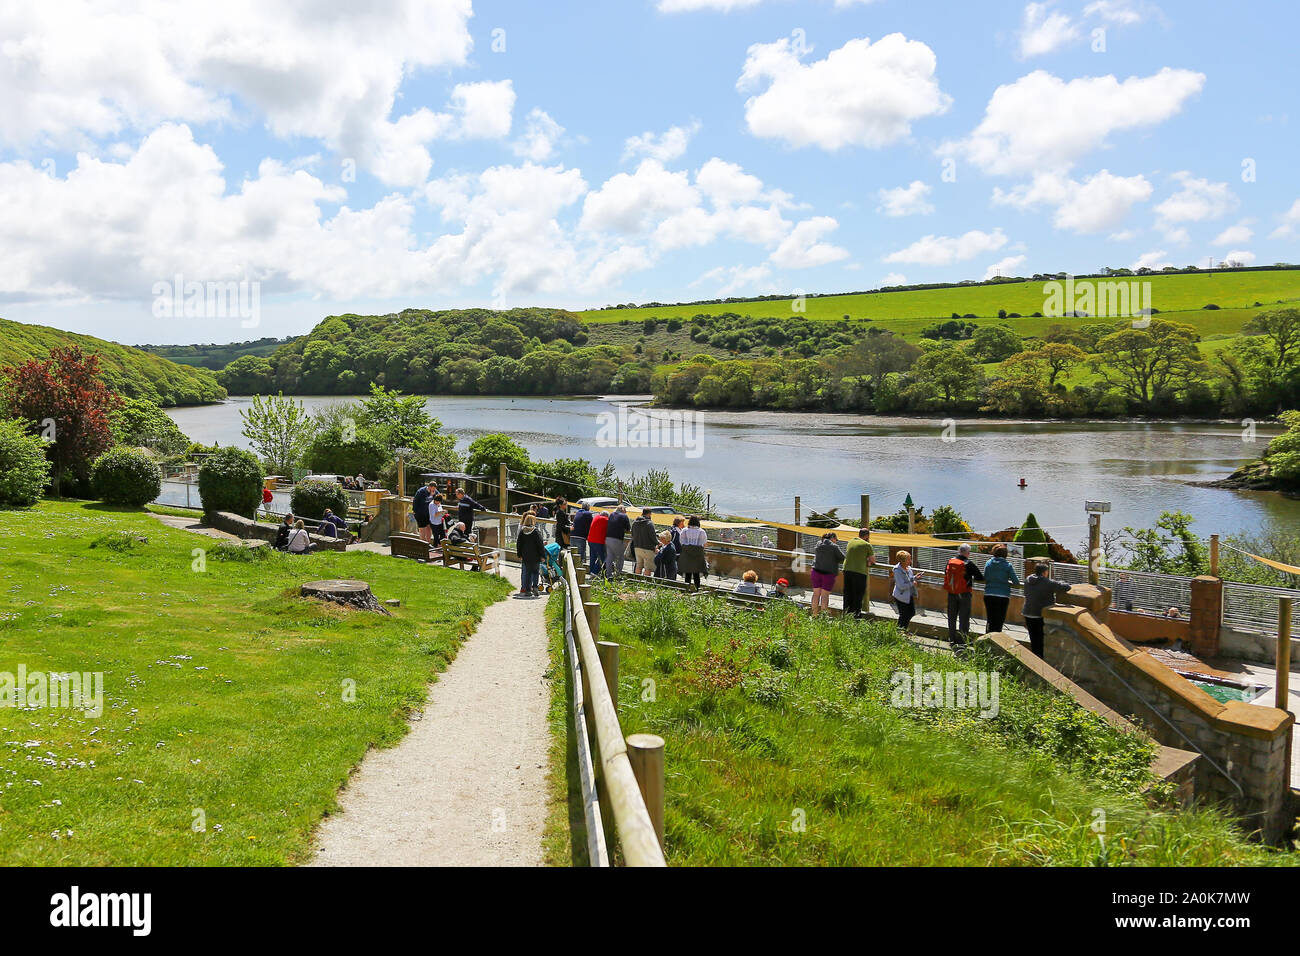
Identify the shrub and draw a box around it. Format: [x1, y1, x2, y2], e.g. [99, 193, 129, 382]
[89, 530, 149, 553]
[291, 478, 347, 520]
[198, 447, 263, 520]
[1014, 512, 1050, 559]
[91, 446, 162, 506]
[0, 419, 51, 507]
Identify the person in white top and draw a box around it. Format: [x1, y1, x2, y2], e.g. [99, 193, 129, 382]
[890, 550, 928, 630]
[286, 519, 311, 554]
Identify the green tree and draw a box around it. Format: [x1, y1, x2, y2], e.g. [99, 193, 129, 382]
[110, 398, 191, 455]
[1014, 513, 1049, 559]
[904, 345, 984, 410]
[356, 384, 436, 452]
[967, 325, 1023, 364]
[0, 419, 51, 507]
[1118, 511, 1207, 576]
[218, 355, 275, 394]
[1092, 320, 1205, 412]
[239, 393, 316, 475]
[465, 434, 530, 483]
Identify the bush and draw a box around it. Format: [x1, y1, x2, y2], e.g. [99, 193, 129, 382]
[90, 446, 162, 506]
[1014, 512, 1050, 559]
[198, 447, 263, 520]
[291, 479, 347, 520]
[0, 419, 51, 507]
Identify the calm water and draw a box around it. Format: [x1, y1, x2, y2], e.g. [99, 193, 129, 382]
[166, 395, 1297, 548]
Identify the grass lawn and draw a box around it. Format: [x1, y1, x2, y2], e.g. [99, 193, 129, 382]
[551, 581, 1294, 865]
[579, 270, 1300, 326]
[0, 499, 511, 865]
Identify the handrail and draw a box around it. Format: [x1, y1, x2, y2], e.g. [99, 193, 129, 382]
[561, 551, 667, 867]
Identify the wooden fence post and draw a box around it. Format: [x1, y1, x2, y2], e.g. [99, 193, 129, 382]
[1277, 598, 1293, 713]
[584, 602, 601, 640]
[597, 641, 620, 713]
[627, 733, 665, 850]
[1210, 534, 1220, 577]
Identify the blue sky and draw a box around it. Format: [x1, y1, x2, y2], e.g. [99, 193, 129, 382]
[1, 0, 1297, 345]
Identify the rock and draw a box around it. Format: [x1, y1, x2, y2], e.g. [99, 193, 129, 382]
[384, 598, 401, 607]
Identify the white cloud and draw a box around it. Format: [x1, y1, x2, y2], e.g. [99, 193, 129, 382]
[694, 263, 776, 297]
[993, 169, 1152, 233]
[942, 68, 1204, 175]
[1084, 0, 1151, 24]
[623, 121, 701, 163]
[579, 160, 700, 235]
[1109, 229, 1138, 241]
[884, 228, 1008, 266]
[1019, 3, 1080, 58]
[877, 180, 934, 217]
[769, 217, 850, 268]
[512, 109, 564, 161]
[0, 1, 478, 186]
[1223, 249, 1256, 266]
[1155, 172, 1238, 228]
[658, 0, 762, 10]
[880, 272, 907, 286]
[1132, 249, 1172, 270]
[737, 33, 951, 150]
[1212, 222, 1253, 246]
[984, 255, 1027, 280]
[1270, 199, 1300, 239]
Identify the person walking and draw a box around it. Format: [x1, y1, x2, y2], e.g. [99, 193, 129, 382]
[942, 543, 984, 650]
[411, 480, 436, 543]
[842, 527, 876, 619]
[890, 551, 927, 630]
[678, 516, 708, 589]
[605, 505, 631, 576]
[570, 501, 593, 564]
[1022, 562, 1073, 658]
[516, 513, 546, 598]
[810, 532, 845, 618]
[553, 497, 570, 550]
[587, 509, 609, 578]
[631, 508, 659, 576]
[981, 544, 1020, 634]
[454, 487, 486, 534]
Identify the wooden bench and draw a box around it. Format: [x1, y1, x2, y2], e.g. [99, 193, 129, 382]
[389, 532, 432, 562]
[442, 539, 498, 573]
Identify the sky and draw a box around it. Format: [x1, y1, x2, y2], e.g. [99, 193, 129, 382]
[1, 0, 1297, 345]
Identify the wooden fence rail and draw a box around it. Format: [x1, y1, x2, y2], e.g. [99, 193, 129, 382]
[561, 550, 666, 867]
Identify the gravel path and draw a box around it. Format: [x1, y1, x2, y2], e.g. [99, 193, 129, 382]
[309, 565, 552, 867]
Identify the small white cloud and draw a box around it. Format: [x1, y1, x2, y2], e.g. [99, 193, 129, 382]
[1212, 222, 1253, 246]
[993, 169, 1151, 234]
[1269, 199, 1300, 239]
[1019, 3, 1080, 58]
[1222, 249, 1256, 266]
[1109, 228, 1138, 241]
[738, 33, 951, 150]
[1083, 0, 1151, 24]
[511, 109, 564, 162]
[877, 180, 934, 217]
[984, 255, 1027, 280]
[623, 121, 701, 163]
[880, 272, 907, 285]
[1155, 171, 1238, 225]
[884, 228, 1008, 266]
[769, 216, 849, 268]
[1132, 249, 1172, 270]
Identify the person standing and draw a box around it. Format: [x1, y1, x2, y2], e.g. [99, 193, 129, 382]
[810, 532, 845, 618]
[455, 487, 486, 534]
[842, 528, 876, 620]
[678, 516, 708, 589]
[553, 497, 570, 550]
[631, 508, 659, 576]
[605, 505, 631, 576]
[570, 502, 593, 564]
[1022, 562, 1073, 658]
[262, 485, 274, 517]
[942, 543, 984, 649]
[587, 509, 610, 577]
[981, 544, 1020, 634]
[411, 480, 436, 543]
[428, 493, 447, 547]
[516, 513, 546, 598]
[890, 551, 927, 630]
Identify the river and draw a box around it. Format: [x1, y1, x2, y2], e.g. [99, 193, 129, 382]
[165, 395, 1296, 550]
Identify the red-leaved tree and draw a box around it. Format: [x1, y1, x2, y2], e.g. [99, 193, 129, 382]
[0, 346, 120, 494]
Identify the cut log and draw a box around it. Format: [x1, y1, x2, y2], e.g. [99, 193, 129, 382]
[300, 579, 391, 614]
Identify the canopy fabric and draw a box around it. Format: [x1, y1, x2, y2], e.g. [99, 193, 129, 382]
[1243, 551, 1300, 577]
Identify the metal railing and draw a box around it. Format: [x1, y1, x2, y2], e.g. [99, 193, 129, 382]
[1224, 582, 1300, 640]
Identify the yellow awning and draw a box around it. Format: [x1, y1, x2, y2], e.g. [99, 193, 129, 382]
[1243, 551, 1300, 577]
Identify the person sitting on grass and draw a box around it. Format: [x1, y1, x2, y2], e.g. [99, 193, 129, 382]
[319, 508, 347, 538]
[767, 577, 791, 599]
[286, 519, 311, 554]
[733, 569, 762, 595]
[274, 513, 295, 551]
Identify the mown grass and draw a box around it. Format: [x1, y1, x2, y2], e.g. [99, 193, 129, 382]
[550, 581, 1295, 865]
[580, 271, 1300, 326]
[0, 499, 511, 864]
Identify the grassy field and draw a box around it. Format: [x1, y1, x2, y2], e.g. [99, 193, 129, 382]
[550, 581, 1292, 865]
[0, 500, 511, 864]
[580, 270, 1300, 327]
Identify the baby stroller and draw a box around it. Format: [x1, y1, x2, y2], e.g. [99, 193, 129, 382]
[541, 541, 565, 594]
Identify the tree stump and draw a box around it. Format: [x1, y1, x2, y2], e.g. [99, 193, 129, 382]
[300, 579, 391, 615]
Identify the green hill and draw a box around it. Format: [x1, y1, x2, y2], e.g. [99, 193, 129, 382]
[138, 335, 299, 371]
[0, 316, 226, 406]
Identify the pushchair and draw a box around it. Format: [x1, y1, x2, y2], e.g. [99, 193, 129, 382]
[541, 541, 565, 594]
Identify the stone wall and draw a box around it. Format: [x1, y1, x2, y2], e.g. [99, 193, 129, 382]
[211, 512, 347, 552]
[1039, 585, 1293, 844]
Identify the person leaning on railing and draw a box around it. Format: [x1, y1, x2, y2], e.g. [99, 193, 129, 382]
[1022, 562, 1073, 658]
[570, 502, 592, 564]
[981, 544, 1021, 634]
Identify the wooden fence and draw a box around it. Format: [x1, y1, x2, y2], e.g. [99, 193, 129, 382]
[560, 550, 666, 867]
